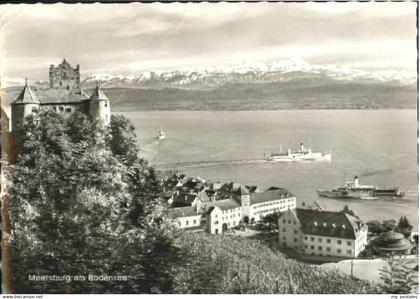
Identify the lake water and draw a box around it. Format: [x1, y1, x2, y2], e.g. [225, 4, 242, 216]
[121, 110, 418, 230]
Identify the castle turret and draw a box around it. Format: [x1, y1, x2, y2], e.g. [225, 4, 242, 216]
[87, 82, 111, 125]
[11, 78, 40, 132]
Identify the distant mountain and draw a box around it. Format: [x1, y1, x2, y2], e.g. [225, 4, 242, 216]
[103, 80, 416, 111]
[2, 58, 416, 110]
[80, 58, 416, 90]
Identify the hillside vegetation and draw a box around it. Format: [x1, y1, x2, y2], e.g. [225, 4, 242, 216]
[173, 232, 377, 294]
[104, 82, 417, 111]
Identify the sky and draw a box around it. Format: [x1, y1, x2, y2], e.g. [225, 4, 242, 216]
[0, 2, 417, 81]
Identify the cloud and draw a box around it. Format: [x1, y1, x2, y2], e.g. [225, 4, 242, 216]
[0, 2, 416, 80]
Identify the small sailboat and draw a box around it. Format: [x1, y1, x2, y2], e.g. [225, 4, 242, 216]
[157, 125, 166, 140]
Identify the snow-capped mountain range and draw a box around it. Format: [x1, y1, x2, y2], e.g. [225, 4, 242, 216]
[2, 58, 416, 89]
[80, 58, 416, 89]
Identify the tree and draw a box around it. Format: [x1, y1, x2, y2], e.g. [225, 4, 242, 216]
[379, 255, 416, 294]
[9, 111, 177, 293]
[109, 114, 139, 165]
[396, 216, 413, 238]
[341, 205, 355, 217]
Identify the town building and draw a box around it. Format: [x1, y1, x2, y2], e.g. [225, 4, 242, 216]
[169, 178, 297, 234]
[278, 207, 368, 258]
[170, 206, 203, 230]
[206, 199, 242, 234]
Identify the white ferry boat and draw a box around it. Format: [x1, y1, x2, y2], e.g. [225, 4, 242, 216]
[157, 125, 166, 140]
[266, 143, 331, 162]
[317, 176, 405, 199]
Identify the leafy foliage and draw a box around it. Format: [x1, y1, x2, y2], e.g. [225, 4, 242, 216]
[173, 232, 377, 294]
[379, 255, 417, 294]
[396, 216, 413, 238]
[9, 111, 176, 293]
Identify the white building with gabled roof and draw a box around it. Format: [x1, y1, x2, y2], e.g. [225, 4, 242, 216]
[278, 207, 368, 258]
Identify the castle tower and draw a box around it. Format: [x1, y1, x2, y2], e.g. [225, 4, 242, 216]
[11, 78, 40, 132]
[87, 82, 111, 125]
[49, 59, 80, 89]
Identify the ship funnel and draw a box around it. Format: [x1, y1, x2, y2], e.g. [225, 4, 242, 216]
[354, 176, 359, 188]
[288, 149, 291, 156]
[300, 143, 304, 152]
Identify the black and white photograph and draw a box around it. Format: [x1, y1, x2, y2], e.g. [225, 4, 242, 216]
[0, 1, 418, 295]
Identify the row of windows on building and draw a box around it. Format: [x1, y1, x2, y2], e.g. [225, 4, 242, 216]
[255, 204, 294, 215]
[304, 236, 352, 246]
[214, 220, 237, 226]
[253, 198, 294, 209]
[281, 231, 353, 246]
[184, 219, 198, 226]
[304, 245, 353, 255]
[222, 208, 239, 214]
[32, 106, 74, 114]
[282, 219, 297, 225]
[222, 213, 240, 220]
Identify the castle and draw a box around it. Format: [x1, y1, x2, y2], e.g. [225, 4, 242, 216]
[10, 59, 111, 133]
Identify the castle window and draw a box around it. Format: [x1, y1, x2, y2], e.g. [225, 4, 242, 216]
[65, 107, 72, 113]
[337, 240, 342, 245]
[59, 106, 64, 112]
[104, 102, 108, 107]
[31, 107, 38, 113]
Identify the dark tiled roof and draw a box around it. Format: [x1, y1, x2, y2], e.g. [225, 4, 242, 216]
[294, 208, 364, 239]
[379, 231, 404, 242]
[170, 206, 201, 218]
[10, 86, 90, 105]
[12, 83, 40, 104]
[208, 198, 240, 211]
[251, 188, 293, 205]
[171, 192, 197, 208]
[89, 85, 109, 101]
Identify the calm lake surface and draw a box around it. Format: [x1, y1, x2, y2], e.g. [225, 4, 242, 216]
[122, 110, 418, 229]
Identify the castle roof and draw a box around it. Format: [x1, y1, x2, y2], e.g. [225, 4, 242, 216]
[293, 208, 364, 239]
[12, 80, 40, 105]
[6, 85, 106, 106]
[89, 83, 109, 101]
